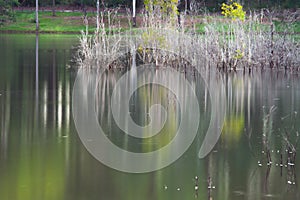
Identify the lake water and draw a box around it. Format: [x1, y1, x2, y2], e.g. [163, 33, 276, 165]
[0, 34, 299, 200]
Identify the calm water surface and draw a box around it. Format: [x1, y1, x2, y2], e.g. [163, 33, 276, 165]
[0, 34, 300, 200]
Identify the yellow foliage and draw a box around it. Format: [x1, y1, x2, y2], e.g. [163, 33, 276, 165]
[144, 0, 178, 17]
[233, 49, 244, 60]
[221, 1, 245, 21]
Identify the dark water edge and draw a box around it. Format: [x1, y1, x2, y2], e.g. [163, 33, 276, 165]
[0, 34, 299, 200]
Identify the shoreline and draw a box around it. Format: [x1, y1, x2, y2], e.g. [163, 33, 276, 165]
[0, 30, 81, 34]
[1, 9, 299, 35]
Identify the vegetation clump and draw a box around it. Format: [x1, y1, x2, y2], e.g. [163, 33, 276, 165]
[76, 1, 300, 71]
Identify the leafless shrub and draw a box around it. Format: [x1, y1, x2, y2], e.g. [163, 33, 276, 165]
[201, 11, 299, 71]
[76, 8, 131, 69]
[76, 9, 299, 71]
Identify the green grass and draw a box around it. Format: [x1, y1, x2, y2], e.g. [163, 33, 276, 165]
[273, 20, 300, 33]
[0, 11, 96, 33]
[194, 16, 300, 34]
[1, 11, 299, 35]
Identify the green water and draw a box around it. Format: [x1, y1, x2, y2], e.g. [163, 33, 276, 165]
[0, 34, 299, 200]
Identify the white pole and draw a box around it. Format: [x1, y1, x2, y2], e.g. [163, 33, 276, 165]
[132, 0, 136, 26]
[36, 0, 39, 31]
[96, 0, 99, 32]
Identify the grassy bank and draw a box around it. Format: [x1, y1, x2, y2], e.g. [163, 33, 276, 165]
[0, 11, 97, 33]
[1, 10, 299, 34]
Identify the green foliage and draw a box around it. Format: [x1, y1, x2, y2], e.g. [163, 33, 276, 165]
[221, 1, 245, 21]
[28, 12, 36, 23]
[140, 28, 167, 49]
[17, 0, 137, 7]
[144, 0, 178, 16]
[0, 0, 18, 25]
[143, 0, 179, 26]
[11, 0, 300, 9]
[103, 0, 129, 7]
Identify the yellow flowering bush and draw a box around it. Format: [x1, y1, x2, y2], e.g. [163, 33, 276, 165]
[144, 0, 178, 17]
[221, 1, 245, 21]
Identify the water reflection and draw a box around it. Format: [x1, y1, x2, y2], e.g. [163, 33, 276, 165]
[73, 65, 204, 173]
[0, 34, 75, 200]
[0, 34, 299, 200]
[35, 34, 39, 122]
[95, 67, 198, 152]
[217, 71, 300, 200]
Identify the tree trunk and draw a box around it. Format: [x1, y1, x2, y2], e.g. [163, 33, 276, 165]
[52, 0, 56, 16]
[36, 0, 39, 32]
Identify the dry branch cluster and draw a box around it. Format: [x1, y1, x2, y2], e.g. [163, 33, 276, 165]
[76, 8, 300, 71]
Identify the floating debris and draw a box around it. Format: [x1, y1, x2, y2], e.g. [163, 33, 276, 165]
[287, 181, 295, 185]
[264, 194, 276, 198]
